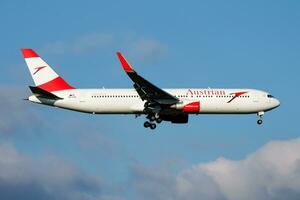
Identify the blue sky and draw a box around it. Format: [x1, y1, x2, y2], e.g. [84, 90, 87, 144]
[0, 1, 300, 199]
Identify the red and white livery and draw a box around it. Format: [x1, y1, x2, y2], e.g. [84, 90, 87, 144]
[22, 49, 280, 129]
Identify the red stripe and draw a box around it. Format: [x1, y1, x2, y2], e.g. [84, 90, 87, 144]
[21, 48, 39, 58]
[116, 52, 134, 72]
[37, 76, 74, 92]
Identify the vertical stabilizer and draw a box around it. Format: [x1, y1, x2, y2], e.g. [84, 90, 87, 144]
[21, 48, 74, 92]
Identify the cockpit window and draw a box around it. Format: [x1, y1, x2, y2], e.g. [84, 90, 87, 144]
[267, 94, 274, 98]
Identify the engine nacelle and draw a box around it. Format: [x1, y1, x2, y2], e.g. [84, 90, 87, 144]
[171, 101, 200, 113]
[160, 114, 188, 124]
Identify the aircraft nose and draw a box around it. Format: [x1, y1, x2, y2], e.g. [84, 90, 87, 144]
[274, 98, 280, 108]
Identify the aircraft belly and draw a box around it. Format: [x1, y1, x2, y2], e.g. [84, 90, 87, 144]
[55, 99, 144, 114]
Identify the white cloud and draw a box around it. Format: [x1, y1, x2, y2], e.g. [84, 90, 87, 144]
[0, 142, 100, 200]
[41, 32, 167, 65]
[196, 138, 300, 200]
[126, 38, 168, 64]
[0, 85, 128, 199]
[0, 142, 126, 200]
[0, 86, 41, 134]
[41, 33, 114, 55]
[130, 165, 178, 200]
[130, 137, 300, 200]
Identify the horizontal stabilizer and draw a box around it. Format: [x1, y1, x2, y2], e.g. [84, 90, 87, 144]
[29, 86, 63, 100]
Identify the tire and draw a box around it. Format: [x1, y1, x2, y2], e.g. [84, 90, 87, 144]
[257, 119, 263, 125]
[156, 117, 162, 124]
[150, 123, 156, 130]
[150, 115, 156, 122]
[144, 121, 151, 128]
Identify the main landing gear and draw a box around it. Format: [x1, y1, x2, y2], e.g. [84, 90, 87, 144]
[144, 121, 156, 129]
[257, 111, 264, 125]
[144, 114, 162, 130]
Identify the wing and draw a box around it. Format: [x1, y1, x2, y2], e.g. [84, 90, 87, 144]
[116, 52, 179, 105]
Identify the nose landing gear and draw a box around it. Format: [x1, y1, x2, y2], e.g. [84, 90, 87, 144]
[257, 111, 264, 125]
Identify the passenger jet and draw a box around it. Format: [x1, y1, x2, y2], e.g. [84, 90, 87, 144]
[22, 49, 280, 129]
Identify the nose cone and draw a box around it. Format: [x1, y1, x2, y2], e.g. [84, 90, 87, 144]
[273, 98, 280, 108]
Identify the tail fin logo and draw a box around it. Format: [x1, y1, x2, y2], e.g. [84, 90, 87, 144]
[33, 66, 46, 75]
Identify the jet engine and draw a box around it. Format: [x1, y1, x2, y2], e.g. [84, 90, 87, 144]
[170, 101, 200, 113]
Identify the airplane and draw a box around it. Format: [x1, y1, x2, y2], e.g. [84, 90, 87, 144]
[21, 48, 280, 130]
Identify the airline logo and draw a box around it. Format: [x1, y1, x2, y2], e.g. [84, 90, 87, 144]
[33, 66, 46, 75]
[227, 91, 248, 103]
[186, 89, 226, 96]
[186, 89, 248, 103]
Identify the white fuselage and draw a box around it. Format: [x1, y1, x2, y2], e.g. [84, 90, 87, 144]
[28, 88, 280, 115]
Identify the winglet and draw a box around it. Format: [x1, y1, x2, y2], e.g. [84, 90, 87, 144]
[21, 48, 39, 58]
[116, 52, 134, 72]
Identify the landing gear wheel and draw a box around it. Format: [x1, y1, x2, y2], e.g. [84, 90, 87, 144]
[149, 115, 156, 122]
[155, 117, 162, 124]
[144, 102, 149, 108]
[144, 121, 151, 128]
[257, 119, 263, 125]
[257, 111, 264, 126]
[150, 123, 156, 130]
